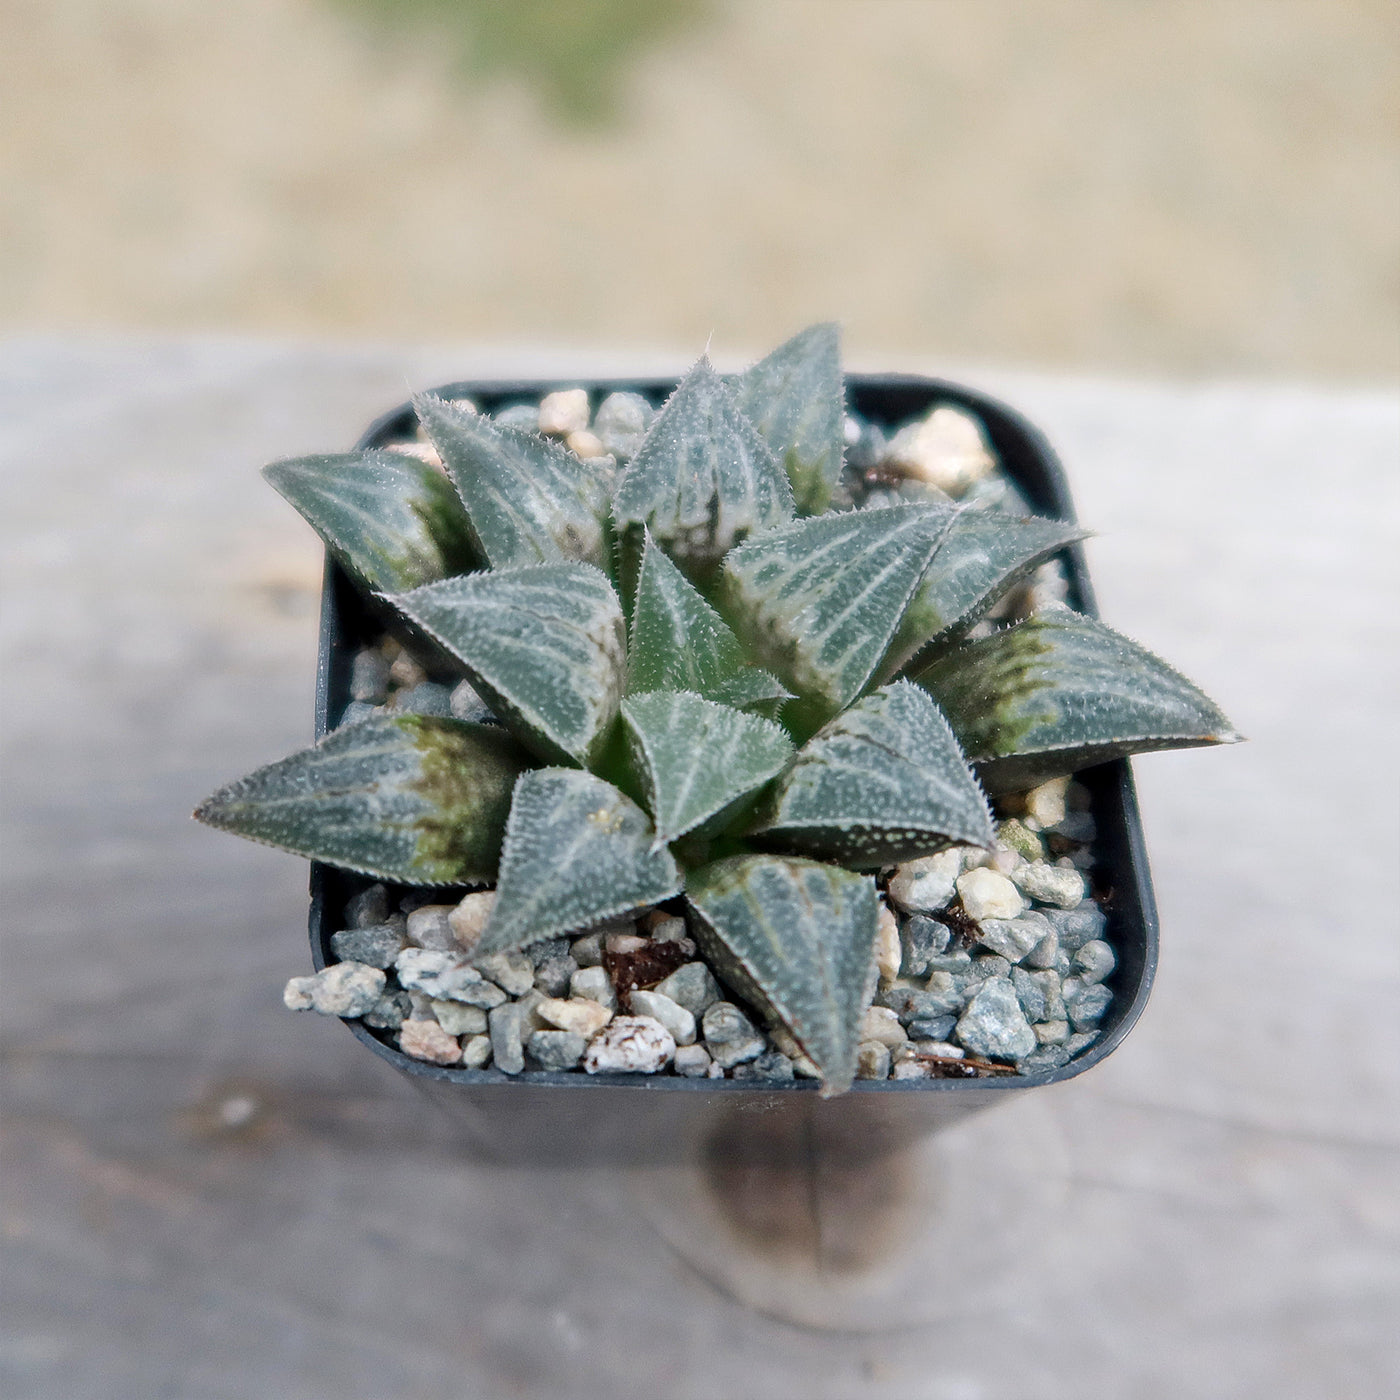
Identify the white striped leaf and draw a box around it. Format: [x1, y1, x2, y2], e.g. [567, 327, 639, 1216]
[686, 856, 878, 1096]
[614, 357, 794, 586]
[477, 769, 682, 956]
[193, 715, 527, 885]
[263, 451, 474, 593]
[709, 667, 792, 717]
[751, 680, 993, 867]
[733, 322, 845, 514]
[879, 510, 1089, 680]
[414, 393, 612, 572]
[914, 610, 1241, 794]
[391, 564, 625, 767]
[620, 692, 794, 847]
[717, 503, 957, 738]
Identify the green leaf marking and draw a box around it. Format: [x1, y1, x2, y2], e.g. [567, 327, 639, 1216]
[686, 855, 878, 1095]
[193, 715, 527, 885]
[391, 564, 626, 767]
[752, 679, 994, 867]
[914, 610, 1242, 794]
[263, 451, 475, 594]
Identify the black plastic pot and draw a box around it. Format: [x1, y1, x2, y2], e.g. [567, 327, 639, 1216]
[307, 373, 1159, 1165]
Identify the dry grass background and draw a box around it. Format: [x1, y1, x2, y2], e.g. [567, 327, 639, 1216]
[3, 0, 1396, 379]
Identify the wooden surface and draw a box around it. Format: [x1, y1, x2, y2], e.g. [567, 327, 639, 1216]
[2, 340, 1397, 1398]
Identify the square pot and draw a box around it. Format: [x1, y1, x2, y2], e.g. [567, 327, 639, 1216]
[307, 373, 1159, 1164]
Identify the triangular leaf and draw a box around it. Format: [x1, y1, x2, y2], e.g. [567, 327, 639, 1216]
[477, 769, 682, 956]
[880, 511, 1090, 680]
[686, 855, 877, 1096]
[914, 610, 1241, 794]
[391, 564, 625, 767]
[613, 357, 794, 586]
[710, 667, 793, 717]
[751, 680, 993, 867]
[733, 322, 845, 514]
[627, 534, 748, 696]
[717, 503, 957, 738]
[263, 451, 474, 594]
[414, 393, 612, 572]
[621, 692, 794, 847]
[193, 715, 527, 885]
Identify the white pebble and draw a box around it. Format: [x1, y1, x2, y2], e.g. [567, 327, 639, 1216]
[859, 1006, 908, 1049]
[566, 429, 605, 459]
[886, 850, 961, 912]
[537, 996, 613, 1038]
[569, 965, 617, 1011]
[282, 962, 385, 1017]
[957, 867, 1027, 921]
[883, 406, 994, 495]
[1012, 861, 1085, 909]
[447, 891, 495, 953]
[673, 1044, 713, 1077]
[583, 1016, 676, 1074]
[538, 388, 590, 436]
[461, 1033, 493, 1068]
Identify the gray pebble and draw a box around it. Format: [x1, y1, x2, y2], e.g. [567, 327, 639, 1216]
[569, 964, 616, 1011]
[405, 905, 458, 952]
[430, 1001, 488, 1037]
[653, 961, 722, 1016]
[394, 949, 507, 1007]
[345, 883, 390, 928]
[1065, 1030, 1102, 1057]
[1035, 1019, 1071, 1046]
[570, 932, 604, 967]
[1068, 983, 1113, 1030]
[970, 954, 1013, 981]
[1018, 1044, 1072, 1072]
[473, 950, 535, 997]
[878, 985, 960, 1024]
[1011, 966, 1049, 1023]
[955, 977, 1037, 1060]
[396, 681, 453, 718]
[673, 1044, 713, 1078]
[1043, 903, 1106, 952]
[900, 914, 950, 976]
[1074, 939, 1116, 984]
[629, 989, 697, 1046]
[846, 420, 887, 471]
[338, 700, 378, 727]
[363, 988, 411, 1030]
[1025, 928, 1060, 969]
[529, 936, 572, 967]
[920, 971, 966, 1015]
[592, 391, 654, 460]
[495, 403, 539, 432]
[906, 1014, 957, 1043]
[527, 1030, 588, 1071]
[533, 954, 579, 998]
[283, 962, 385, 1017]
[855, 1041, 892, 1080]
[461, 1033, 493, 1069]
[350, 648, 390, 703]
[488, 1003, 525, 1075]
[701, 1002, 766, 1068]
[1052, 811, 1097, 843]
[330, 922, 405, 969]
[976, 916, 1046, 964]
[730, 1051, 795, 1081]
[926, 950, 973, 976]
[449, 678, 494, 723]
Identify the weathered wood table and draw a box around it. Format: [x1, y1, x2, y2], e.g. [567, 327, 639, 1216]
[3, 341, 1396, 1398]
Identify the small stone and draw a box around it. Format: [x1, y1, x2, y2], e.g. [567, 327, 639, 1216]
[913, 1040, 964, 1060]
[488, 1003, 525, 1075]
[1020, 1044, 1072, 1072]
[926, 949, 973, 976]
[388, 651, 428, 690]
[1035, 1020, 1071, 1046]
[449, 679, 493, 723]
[883, 406, 995, 494]
[1068, 983, 1113, 1030]
[731, 1051, 795, 1081]
[766, 1026, 821, 1078]
[1027, 969, 1065, 1021]
[530, 936, 571, 967]
[1074, 940, 1116, 984]
[879, 984, 959, 1023]
[847, 418, 886, 471]
[1052, 810, 1097, 843]
[1065, 1030, 1102, 1057]
[593, 391, 654, 460]
[1023, 779, 1069, 830]
[461, 1033, 493, 1068]
[700, 1002, 766, 1068]
[447, 892, 496, 954]
[430, 1000, 488, 1037]
[859, 1006, 908, 1049]
[282, 962, 385, 1017]
[527, 1030, 587, 1071]
[1025, 929, 1060, 969]
[583, 1016, 676, 1074]
[406, 905, 458, 952]
[604, 931, 649, 956]
[537, 996, 613, 1038]
[345, 884, 390, 928]
[891, 1059, 930, 1080]
[955, 977, 1037, 1060]
[407, 990, 435, 1019]
[569, 965, 617, 1011]
[1012, 860, 1085, 910]
[533, 954, 579, 998]
[855, 1041, 892, 1080]
[473, 950, 534, 997]
[629, 989, 697, 1046]
[652, 961, 721, 1016]
[494, 402, 539, 432]
[570, 932, 604, 967]
[886, 850, 961, 912]
[872, 901, 902, 985]
[393, 949, 506, 1007]
[956, 868, 1026, 921]
[673, 1044, 713, 1078]
[1043, 903, 1107, 952]
[363, 988, 411, 1030]
[899, 914, 949, 977]
[1011, 966, 1048, 1022]
[566, 428, 606, 459]
[996, 818, 1044, 862]
[338, 701, 377, 727]
[396, 681, 453, 718]
[970, 954, 1013, 981]
[514, 987, 551, 1039]
[538, 388, 590, 436]
[907, 1014, 957, 1043]
[976, 916, 1045, 964]
[398, 1019, 462, 1065]
[350, 648, 390, 703]
[330, 922, 405, 969]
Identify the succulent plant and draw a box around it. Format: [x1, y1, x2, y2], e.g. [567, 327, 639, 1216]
[196, 325, 1237, 1095]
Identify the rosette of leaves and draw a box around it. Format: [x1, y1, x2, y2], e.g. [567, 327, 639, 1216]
[197, 326, 1237, 1094]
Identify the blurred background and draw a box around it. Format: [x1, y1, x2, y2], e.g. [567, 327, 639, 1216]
[4, 0, 1396, 380]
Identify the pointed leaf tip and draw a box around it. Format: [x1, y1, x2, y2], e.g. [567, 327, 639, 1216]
[193, 715, 527, 885]
[687, 855, 877, 1095]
